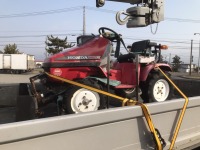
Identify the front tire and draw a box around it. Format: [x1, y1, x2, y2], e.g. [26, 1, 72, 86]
[64, 79, 106, 114]
[141, 73, 173, 102]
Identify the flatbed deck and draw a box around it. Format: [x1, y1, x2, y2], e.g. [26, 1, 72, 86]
[1, 97, 200, 150]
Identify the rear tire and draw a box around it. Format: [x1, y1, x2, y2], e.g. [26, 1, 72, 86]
[64, 79, 106, 114]
[117, 88, 136, 99]
[141, 73, 173, 103]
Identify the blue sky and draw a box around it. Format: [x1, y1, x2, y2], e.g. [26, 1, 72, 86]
[1, 0, 200, 64]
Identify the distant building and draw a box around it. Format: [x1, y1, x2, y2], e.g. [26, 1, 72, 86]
[178, 64, 196, 73]
[35, 60, 43, 68]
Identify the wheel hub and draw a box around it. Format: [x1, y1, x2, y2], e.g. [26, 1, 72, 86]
[82, 96, 92, 106]
[153, 79, 169, 102]
[71, 88, 100, 113]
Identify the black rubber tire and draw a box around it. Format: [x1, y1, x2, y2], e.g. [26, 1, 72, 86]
[140, 72, 173, 103]
[116, 88, 136, 99]
[64, 79, 106, 114]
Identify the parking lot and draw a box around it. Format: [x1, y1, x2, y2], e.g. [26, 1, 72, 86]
[0, 69, 41, 84]
[0, 70, 200, 125]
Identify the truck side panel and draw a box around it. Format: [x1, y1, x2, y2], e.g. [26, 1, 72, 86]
[27, 55, 35, 70]
[0, 54, 3, 69]
[3, 55, 11, 69]
[11, 54, 27, 70]
[0, 97, 200, 150]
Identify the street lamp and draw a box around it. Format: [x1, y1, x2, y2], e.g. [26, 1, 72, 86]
[194, 33, 200, 74]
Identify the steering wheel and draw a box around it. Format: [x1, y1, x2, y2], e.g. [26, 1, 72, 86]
[98, 27, 120, 42]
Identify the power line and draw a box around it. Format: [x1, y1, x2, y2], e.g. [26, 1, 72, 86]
[86, 6, 116, 14]
[0, 6, 82, 18]
[168, 47, 198, 50]
[0, 30, 82, 33]
[123, 37, 199, 45]
[86, 6, 200, 24]
[0, 40, 43, 42]
[124, 36, 197, 42]
[0, 6, 115, 19]
[0, 43, 44, 46]
[0, 5, 200, 24]
[18, 46, 44, 48]
[165, 17, 200, 23]
[0, 34, 198, 48]
[0, 46, 44, 49]
[0, 33, 198, 45]
[0, 39, 76, 42]
[0, 33, 82, 38]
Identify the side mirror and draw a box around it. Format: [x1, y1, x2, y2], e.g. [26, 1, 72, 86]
[96, 0, 105, 7]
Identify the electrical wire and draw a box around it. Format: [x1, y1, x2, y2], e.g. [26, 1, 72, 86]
[0, 6, 82, 18]
[0, 30, 82, 33]
[0, 33, 82, 38]
[165, 17, 200, 23]
[86, 6, 116, 14]
[0, 43, 44, 46]
[0, 5, 199, 24]
[123, 37, 199, 45]
[86, 6, 200, 24]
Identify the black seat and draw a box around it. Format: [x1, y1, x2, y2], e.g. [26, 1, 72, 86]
[117, 40, 151, 63]
[131, 40, 150, 55]
[117, 53, 135, 63]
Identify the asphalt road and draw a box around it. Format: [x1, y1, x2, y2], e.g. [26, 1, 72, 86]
[0, 70, 200, 97]
[0, 69, 199, 83]
[0, 70, 40, 84]
[0, 70, 200, 124]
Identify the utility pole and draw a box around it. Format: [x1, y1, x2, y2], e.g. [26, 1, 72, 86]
[169, 53, 171, 64]
[83, 6, 86, 35]
[198, 39, 200, 74]
[45, 36, 48, 58]
[189, 40, 193, 75]
[194, 33, 200, 74]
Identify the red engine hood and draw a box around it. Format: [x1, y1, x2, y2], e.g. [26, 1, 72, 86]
[44, 36, 109, 65]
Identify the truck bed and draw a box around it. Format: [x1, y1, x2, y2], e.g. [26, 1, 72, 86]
[0, 97, 200, 150]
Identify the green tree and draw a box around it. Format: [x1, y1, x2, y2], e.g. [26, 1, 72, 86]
[172, 55, 182, 72]
[45, 35, 74, 55]
[4, 44, 20, 54]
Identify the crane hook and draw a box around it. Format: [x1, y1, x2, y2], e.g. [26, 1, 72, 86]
[116, 10, 130, 25]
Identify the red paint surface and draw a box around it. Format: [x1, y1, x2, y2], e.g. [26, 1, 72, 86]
[44, 36, 109, 64]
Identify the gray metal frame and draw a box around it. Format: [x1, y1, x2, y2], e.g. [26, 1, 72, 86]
[0, 97, 200, 150]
